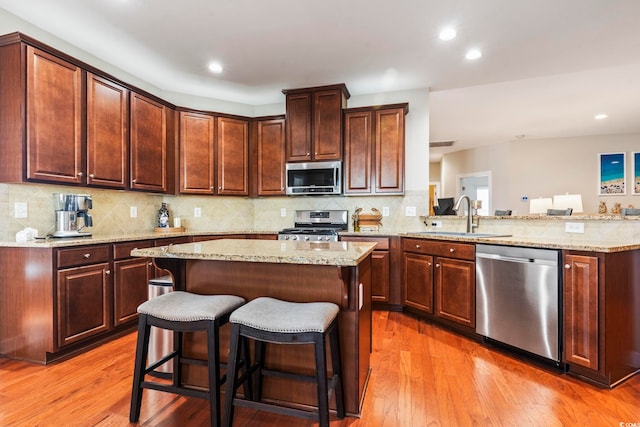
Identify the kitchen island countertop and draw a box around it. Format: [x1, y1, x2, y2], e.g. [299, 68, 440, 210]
[131, 238, 376, 266]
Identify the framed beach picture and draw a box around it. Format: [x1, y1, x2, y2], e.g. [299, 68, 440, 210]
[634, 152, 640, 195]
[598, 152, 626, 195]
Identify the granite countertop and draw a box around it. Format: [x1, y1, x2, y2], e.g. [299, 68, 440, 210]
[130, 238, 377, 266]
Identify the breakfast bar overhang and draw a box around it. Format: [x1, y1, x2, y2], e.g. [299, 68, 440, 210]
[131, 238, 376, 416]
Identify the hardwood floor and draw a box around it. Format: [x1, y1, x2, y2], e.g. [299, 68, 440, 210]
[1, 311, 639, 426]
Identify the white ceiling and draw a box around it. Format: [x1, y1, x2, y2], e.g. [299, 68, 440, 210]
[2, 0, 640, 161]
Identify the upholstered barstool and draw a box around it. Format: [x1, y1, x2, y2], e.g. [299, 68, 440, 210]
[223, 297, 345, 427]
[130, 291, 246, 427]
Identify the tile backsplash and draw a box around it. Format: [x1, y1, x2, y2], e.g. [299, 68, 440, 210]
[0, 183, 429, 241]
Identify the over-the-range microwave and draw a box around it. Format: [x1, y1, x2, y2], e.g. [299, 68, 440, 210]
[285, 161, 342, 195]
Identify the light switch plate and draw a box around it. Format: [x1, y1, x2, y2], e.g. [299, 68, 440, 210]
[194, 207, 202, 218]
[565, 222, 585, 233]
[280, 208, 287, 217]
[130, 206, 137, 218]
[382, 207, 390, 216]
[405, 206, 417, 217]
[14, 202, 28, 218]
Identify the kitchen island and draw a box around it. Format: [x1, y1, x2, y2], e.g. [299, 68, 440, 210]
[131, 238, 376, 416]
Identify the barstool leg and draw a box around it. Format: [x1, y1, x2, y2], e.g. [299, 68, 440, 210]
[223, 323, 241, 427]
[253, 340, 266, 401]
[207, 322, 221, 427]
[314, 332, 330, 427]
[130, 314, 151, 422]
[329, 324, 345, 419]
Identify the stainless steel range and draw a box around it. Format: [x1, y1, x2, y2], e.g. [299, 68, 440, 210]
[278, 210, 348, 242]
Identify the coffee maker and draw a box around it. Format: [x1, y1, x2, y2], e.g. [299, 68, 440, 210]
[53, 193, 93, 238]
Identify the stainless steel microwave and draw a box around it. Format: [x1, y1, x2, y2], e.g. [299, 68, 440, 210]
[285, 161, 342, 195]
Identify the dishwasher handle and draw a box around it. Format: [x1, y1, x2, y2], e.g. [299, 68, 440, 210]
[476, 252, 557, 266]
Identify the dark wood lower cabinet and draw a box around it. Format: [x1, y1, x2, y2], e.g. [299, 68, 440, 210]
[403, 252, 434, 313]
[113, 257, 151, 327]
[435, 257, 475, 328]
[56, 263, 112, 348]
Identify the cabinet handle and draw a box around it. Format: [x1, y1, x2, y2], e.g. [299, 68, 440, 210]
[564, 264, 571, 269]
[415, 244, 420, 249]
[148, 262, 153, 266]
[105, 270, 111, 275]
[427, 262, 432, 266]
[449, 248, 455, 253]
[219, 186, 222, 190]
[83, 253, 91, 259]
[89, 173, 95, 179]
[211, 186, 215, 191]
[306, 152, 310, 156]
[77, 171, 83, 177]
[435, 263, 440, 268]
[132, 179, 137, 183]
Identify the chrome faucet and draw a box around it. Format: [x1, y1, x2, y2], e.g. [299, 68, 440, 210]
[453, 195, 476, 233]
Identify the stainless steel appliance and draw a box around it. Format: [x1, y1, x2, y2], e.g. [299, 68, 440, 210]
[53, 193, 93, 238]
[475, 244, 561, 362]
[278, 210, 348, 242]
[285, 161, 342, 195]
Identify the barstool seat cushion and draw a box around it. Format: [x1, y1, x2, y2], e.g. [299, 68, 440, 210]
[137, 291, 245, 322]
[230, 297, 339, 333]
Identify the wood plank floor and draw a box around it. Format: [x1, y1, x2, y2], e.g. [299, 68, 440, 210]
[1, 311, 639, 426]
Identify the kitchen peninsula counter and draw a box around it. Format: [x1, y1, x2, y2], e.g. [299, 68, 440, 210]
[134, 239, 375, 416]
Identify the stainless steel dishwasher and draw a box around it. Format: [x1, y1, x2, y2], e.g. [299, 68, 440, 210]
[476, 244, 561, 362]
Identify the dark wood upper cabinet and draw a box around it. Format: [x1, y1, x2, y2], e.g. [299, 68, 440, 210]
[26, 46, 84, 185]
[179, 111, 216, 194]
[283, 84, 349, 162]
[344, 104, 408, 195]
[256, 118, 286, 195]
[130, 92, 168, 192]
[86, 73, 128, 188]
[217, 116, 249, 195]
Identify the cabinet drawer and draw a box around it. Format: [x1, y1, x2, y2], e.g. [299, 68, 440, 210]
[154, 237, 190, 247]
[341, 236, 389, 250]
[57, 245, 111, 268]
[402, 238, 474, 261]
[113, 240, 154, 260]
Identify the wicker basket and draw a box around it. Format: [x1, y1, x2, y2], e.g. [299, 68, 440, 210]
[357, 208, 382, 227]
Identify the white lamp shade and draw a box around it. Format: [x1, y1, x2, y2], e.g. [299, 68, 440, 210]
[553, 194, 583, 213]
[530, 198, 553, 214]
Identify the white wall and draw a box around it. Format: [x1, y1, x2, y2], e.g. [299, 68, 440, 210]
[441, 134, 640, 215]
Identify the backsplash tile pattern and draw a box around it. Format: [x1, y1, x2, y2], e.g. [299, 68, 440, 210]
[0, 183, 429, 241]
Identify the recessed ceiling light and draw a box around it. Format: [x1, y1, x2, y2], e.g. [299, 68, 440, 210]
[595, 113, 608, 120]
[465, 49, 482, 60]
[439, 27, 457, 41]
[208, 62, 223, 74]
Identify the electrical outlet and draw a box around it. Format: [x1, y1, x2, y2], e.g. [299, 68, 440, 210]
[382, 207, 390, 217]
[405, 206, 417, 217]
[130, 206, 137, 218]
[194, 207, 202, 218]
[280, 208, 287, 217]
[14, 202, 28, 218]
[565, 222, 585, 233]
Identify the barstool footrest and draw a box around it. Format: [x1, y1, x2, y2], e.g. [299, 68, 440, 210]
[141, 381, 210, 400]
[232, 398, 319, 421]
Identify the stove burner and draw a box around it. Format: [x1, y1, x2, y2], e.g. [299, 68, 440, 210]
[278, 210, 348, 242]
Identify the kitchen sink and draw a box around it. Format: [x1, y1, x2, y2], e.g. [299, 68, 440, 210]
[413, 231, 512, 238]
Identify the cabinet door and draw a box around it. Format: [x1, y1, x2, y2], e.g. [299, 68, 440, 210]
[257, 118, 286, 195]
[313, 89, 343, 160]
[86, 73, 128, 188]
[113, 257, 151, 326]
[403, 252, 433, 313]
[375, 107, 405, 193]
[343, 111, 373, 194]
[57, 263, 111, 348]
[26, 46, 83, 184]
[217, 117, 249, 195]
[180, 111, 216, 194]
[563, 254, 599, 370]
[372, 250, 390, 303]
[285, 92, 312, 161]
[130, 92, 167, 192]
[435, 257, 475, 328]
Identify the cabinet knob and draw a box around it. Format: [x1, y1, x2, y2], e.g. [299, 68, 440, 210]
[77, 171, 83, 177]
[427, 262, 432, 266]
[415, 244, 420, 249]
[83, 253, 91, 259]
[449, 248, 455, 253]
[105, 270, 111, 275]
[306, 152, 310, 156]
[148, 262, 153, 266]
[211, 186, 215, 191]
[435, 263, 440, 268]
[564, 264, 571, 269]
[132, 179, 137, 184]
[89, 173, 95, 179]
